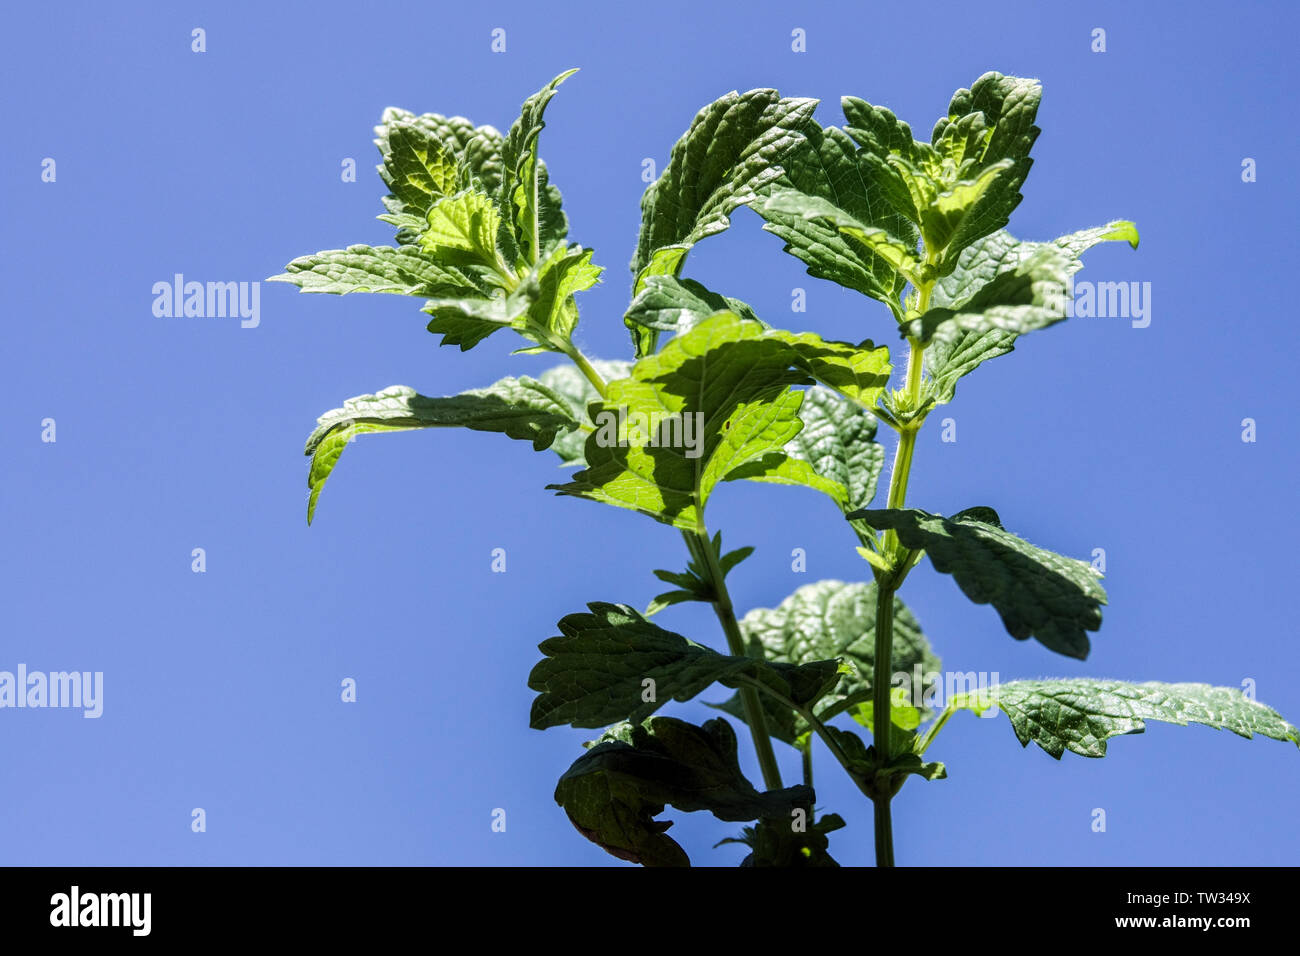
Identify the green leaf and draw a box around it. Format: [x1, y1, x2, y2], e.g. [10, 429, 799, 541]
[960, 679, 1300, 758]
[268, 244, 488, 298]
[548, 312, 813, 530]
[923, 221, 1140, 404]
[762, 329, 891, 410]
[629, 89, 817, 352]
[850, 507, 1106, 660]
[730, 387, 885, 540]
[750, 108, 919, 308]
[555, 716, 816, 867]
[927, 73, 1042, 263]
[377, 124, 464, 220]
[624, 277, 891, 411]
[373, 109, 505, 242]
[906, 245, 1074, 344]
[623, 275, 761, 336]
[645, 531, 753, 616]
[500, 69, 577, 266]
[303, 378, 579, 524]
[711, 579, 939, 744]
[423, 241, 601, 352]
[528, 602, 840, 730]
[419, 188, 502, 267]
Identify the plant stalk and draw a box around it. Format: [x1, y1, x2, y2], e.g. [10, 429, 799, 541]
[690, 529, 784, 792]
[871, 326, 929, 867]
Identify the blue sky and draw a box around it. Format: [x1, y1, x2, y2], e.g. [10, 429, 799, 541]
[2, 0, 1297, 866]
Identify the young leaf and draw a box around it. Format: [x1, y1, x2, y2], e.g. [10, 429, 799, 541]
[927, 73, 1042, 264]
[749, 113, 919, 309]
[548, 312, 813, 530]
[645, 531, 753, 616]
[419, 188, 503, 267]
[923, 221, 1140, 404]
[629, 89, 817, 352]
[423, 241, 602, 352]
[959, 679, 1300, 758]
[555, 716, 816, 867]
[720, 811, 844, 867]
[528, 602, 840, 730]
[710, 579, 939, 744]
[303, 378, 580, 523]
[373, 110, 505, 242]
[499, 69, 577, 266]
[851, 507, 1106, 660]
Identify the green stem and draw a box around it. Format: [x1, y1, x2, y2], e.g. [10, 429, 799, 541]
[564, 343, 609, 399]
[688, 530, 784, 792]
[872, 576, 898, 867]
[873, 797, 895, 867]
[870, 298, 931, 866]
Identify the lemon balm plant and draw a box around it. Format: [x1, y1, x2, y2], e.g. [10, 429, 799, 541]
[272, 70, 1299, 866]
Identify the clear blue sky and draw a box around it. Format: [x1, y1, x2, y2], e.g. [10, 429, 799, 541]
[3, 0, 1297, 866]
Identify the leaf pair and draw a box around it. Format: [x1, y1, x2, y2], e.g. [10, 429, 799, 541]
[272, 69, 601, 357]
[550, 311, 891, 530]
[749, 73, 1041, 312]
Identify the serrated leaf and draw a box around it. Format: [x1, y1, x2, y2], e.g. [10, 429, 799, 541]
[929, 73, 1042, 263]
[906, 246, 1073, 345]
[548, 312, 813, 530]
[711, 579, 939, 744]
[374, 110, 505, 242]
[630, 89, 817, 348]
[268, 244, 488, 298]
[303, 378, 578, 523]
[751, 108, 920, 308]
[555, 715, 816, 867]
[851, 507, 1105, 659]
[923, 221, 1139, 403]
[965, 679, 1300, 758]
[378, 124, 464, 219]
[730, 387, 885, 539]
[422, 241, 601, 352]
[763, 329, 891, 410]
[624, 275, 760, 336]
[528, 602, 840, 730]
[500, 69, 576, 265]
[419, 188, 502, 266]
